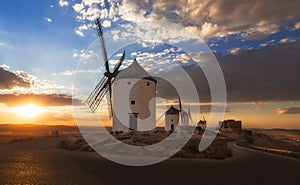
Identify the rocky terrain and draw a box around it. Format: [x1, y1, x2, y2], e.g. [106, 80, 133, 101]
[58, 129, 233, 160]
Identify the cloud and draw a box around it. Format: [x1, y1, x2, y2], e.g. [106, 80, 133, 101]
[111, 1, 300, 40]
[0, 93, 81, 107]
[295, 22, 300, 29]
[260, 43, 267, 47]
[229, 48, 241, 55]
[59, 0, 69, 7]
[277, 107, 300, 115]
[291, 22, 300, 31]
[0, 42, 14, 49]
[0, 64, 9, 70]
[209, 43, 218, 47]
[240, 23, 279, 40]
[72, 0, 103, 22]
[74, 28, 85, 37]
[74, 24, 90, 37]
[72, 49, 95, 60]
[44, 17, 53, 22]
[73, 16, 93, 37]
[0, 65, 31, 89]
[198, 22, 221, 40]
[61, 70, 74, 76]
[279, 37, 297, 44]
[102, 20, 111, 27]
[73, 3, 84, 12]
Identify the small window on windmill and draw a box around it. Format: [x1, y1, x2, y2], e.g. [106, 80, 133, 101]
[131, 100, 135, 105]
[127, 81, 131, 85]
[171, 119, 174, 122]
[146, 82, 150, 86]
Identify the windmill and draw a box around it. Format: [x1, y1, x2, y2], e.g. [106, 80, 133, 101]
[188, 106, 194, 123]
[179, 97, 193, 125]
[161, 96, 195, 131]
[86, 18, 125, 118]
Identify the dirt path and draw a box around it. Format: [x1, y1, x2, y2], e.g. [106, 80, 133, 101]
[0, 137, 101, 184]
[0, 137, 300, 185]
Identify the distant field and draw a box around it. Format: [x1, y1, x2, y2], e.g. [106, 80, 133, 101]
[253, 128, 300, 146]
[0, 124, 80, 144]
[237, 128, 300, 158]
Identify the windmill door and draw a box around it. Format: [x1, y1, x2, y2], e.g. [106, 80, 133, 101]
[129, 113, 138, 130]
[171, 124, 174, 132]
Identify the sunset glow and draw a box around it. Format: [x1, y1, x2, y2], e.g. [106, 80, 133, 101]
[15, 104, 46, 118]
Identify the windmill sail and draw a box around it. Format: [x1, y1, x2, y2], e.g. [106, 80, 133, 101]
[86, 17, 125, 118]
[86, 79, 109, 112]
[95, 18, 109, 73]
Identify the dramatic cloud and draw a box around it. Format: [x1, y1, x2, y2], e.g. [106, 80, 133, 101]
[277, 107, 300, 115]
[0, 93, 82, 107]
[155, 41, 300, 103]
[216, 41, 300, 102]
[0, 65, 66, 94]
[60, 0, 300, 104]
[149, 0, 300, 40]
[0, 66, 31, 89]
[67, 0, 300, 40]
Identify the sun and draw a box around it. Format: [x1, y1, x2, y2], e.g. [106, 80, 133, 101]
[16, 104, 46, 118]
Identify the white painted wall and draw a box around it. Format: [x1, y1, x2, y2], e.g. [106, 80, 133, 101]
[165, 114, 179, 131]
[112, 78, 156, 132]
[181, 111, 189, 126]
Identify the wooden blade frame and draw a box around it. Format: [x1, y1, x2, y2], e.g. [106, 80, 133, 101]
[86, 76, 109, 112]
[86, 18, 126, 117]
[95, 18, 110, 74]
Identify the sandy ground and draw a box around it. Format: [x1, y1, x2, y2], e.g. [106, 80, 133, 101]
[0, 136, 300, 185]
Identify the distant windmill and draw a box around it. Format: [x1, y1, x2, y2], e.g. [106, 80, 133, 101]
[163, 97, 195, 131]
[179, 97, 193, 125]
[86, 17, 125, 118]
[188, 106, 194, 123]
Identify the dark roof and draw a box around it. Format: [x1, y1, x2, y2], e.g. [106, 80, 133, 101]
[116, 59, 157, 83]
[166, 106, 180, 115]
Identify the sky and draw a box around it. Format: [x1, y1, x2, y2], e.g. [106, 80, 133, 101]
[0, 0, 300, 128]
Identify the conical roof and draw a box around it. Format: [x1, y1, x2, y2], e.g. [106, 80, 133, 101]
[166, 106, 180, 115]
[116, 59, 157, 83]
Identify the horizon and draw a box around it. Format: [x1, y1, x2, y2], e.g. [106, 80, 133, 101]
[1, 123, 300, 131]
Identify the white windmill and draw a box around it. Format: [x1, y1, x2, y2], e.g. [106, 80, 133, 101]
[86, 18, 157, 132]
[164, 102, 194, 132]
